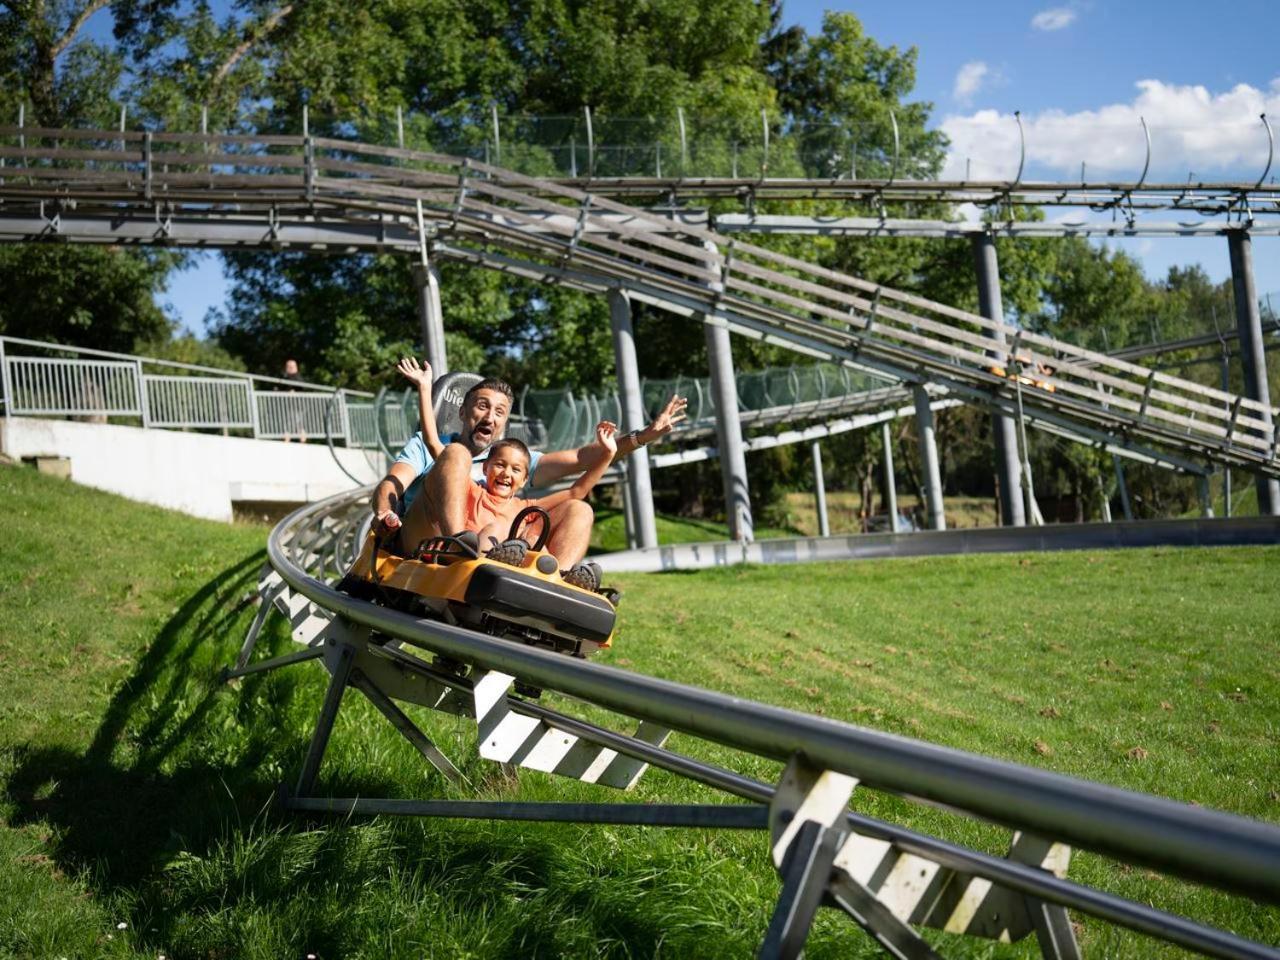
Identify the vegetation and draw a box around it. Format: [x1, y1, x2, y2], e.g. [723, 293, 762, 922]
[2, 465, 1278, 958]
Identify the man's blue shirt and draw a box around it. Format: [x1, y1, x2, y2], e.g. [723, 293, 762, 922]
[393, 432, 542, 514]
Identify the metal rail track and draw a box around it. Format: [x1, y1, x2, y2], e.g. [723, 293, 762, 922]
[2, 126, 1278, 481]
[225, 485, 1280, 959]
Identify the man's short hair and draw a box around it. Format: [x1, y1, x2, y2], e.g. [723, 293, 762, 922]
[487, 437, 531, 466]
[463, 377, 515, 407]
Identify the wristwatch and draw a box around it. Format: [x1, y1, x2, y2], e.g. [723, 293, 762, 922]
[625, 428, 649, 448]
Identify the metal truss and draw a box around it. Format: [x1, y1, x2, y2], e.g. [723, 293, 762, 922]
[1, 125, 1276, 481]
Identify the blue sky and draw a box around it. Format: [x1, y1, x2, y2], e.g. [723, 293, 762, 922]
[134, 2, 1280, 333]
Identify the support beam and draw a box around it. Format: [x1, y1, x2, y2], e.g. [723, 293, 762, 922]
[608, 289, 657, 548]
[1113, 454, 1134, 521]
[412, 257, 448, 378]
[971, 233, 1025, 527]
[703, 241, 753, 542]
[811, 441, 830, 537]
[913, 385, 946, 531]
[1227, 231, 1280, 515]
[881, 422, 899, 531]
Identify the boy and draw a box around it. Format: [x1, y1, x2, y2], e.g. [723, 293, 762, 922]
[396, 357, 615, 584]
[466, 427, 616, 567]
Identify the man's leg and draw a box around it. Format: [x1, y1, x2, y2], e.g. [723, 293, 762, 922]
[545, 499, 594, 569]
[399, 445, 474, 553]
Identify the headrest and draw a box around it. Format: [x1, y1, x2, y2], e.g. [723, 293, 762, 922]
[430, 371, 482, 440]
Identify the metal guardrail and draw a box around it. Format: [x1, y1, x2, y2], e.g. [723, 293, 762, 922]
[230, 484, 1280, 959]
[0, 335, 913, 462]
[0, 335, 380, 445]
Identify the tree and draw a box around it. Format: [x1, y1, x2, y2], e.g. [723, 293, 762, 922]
[0, 244, 175, 351]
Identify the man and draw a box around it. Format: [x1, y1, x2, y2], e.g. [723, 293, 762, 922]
[371, 376, 686, 585]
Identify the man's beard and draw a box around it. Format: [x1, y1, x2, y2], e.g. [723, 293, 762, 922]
[462, 421, 499, 454]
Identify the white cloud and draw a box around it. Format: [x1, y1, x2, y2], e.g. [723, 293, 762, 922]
[939, 78, 1280, 181]
[952, 61, 990, 105]
[1031, 7, 1077, 31]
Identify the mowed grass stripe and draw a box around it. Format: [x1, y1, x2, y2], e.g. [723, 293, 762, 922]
[0, 464, 1277, 958]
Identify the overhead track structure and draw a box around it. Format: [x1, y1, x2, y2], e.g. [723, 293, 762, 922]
[224, 483, 1280, 959]
[1, 125, 1276, 482]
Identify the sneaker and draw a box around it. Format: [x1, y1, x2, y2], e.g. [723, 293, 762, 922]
[561, 561, 602, 592]
[485, 537, 529, 567]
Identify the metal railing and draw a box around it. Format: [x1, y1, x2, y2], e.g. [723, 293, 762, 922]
[0, 335, 379, 445]
[228, 483, 1280, 959]
[520, 362, 898, 450]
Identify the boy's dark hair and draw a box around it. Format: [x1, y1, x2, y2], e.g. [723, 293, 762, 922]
[463, 377, 515, 407]
[487, 437, 531, 466]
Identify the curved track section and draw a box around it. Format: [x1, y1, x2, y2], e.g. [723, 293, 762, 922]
[222, 489, 1280, 959]
[2, 126, 1277, 478]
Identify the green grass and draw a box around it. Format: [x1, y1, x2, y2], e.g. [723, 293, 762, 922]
[588, 506, 797, 552]
[1, 463, 1278, 958]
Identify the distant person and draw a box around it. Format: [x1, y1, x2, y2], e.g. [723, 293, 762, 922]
[281, 357, 307, 442]
[375, 356, 686, 591]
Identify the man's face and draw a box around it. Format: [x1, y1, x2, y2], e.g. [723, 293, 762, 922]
[458, 387, 510, 454]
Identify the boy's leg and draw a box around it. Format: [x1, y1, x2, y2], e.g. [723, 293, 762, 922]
[545, 499, 594, 569]
[398, 445, 474, 553]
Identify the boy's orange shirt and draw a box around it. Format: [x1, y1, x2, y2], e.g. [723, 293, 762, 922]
[464, 482, 529, 534]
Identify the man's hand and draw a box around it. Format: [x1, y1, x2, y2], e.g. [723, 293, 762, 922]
[374, 509, 402, 539]
[643, 394, 687, 443]
[396, 356, 432, 389]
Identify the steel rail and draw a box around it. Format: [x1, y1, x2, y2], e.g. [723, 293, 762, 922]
[269, 488, 1280, 958]
[267, 494, 1280, 907]
[508, 698, 1279, 960]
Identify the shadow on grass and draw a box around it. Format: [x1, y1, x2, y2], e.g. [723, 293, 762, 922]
[3, 552, 676, 956]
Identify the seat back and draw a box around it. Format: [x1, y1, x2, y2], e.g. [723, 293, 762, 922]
[430, 371, 482, 440]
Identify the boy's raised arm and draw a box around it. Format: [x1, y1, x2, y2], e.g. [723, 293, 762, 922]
[528, 423, 619, 513]
[396, 357, 445, 458]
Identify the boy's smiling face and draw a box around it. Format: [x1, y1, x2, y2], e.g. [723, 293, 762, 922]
[484, 446, 528, 499]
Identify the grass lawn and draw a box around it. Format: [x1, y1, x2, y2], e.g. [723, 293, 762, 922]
[1, 463, 1278, 958]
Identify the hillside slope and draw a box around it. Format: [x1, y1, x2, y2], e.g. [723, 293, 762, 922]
[1, 464, 1277, 958]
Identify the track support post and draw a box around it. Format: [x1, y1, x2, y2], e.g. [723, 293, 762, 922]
[609, 289, 658, 548]
[766, 755, 1078, 959]
[294, 636, 358, 798]
[972, 233, 1026, 526]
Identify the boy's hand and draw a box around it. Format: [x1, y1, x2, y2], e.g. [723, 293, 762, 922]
[595, 421, 618, 455]
[396, 356, 432, 389]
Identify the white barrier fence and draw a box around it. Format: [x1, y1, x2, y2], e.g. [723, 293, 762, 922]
[0, 336, 385, 446]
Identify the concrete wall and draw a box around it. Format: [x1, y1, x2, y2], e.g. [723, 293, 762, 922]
[1, 416, 386, 521]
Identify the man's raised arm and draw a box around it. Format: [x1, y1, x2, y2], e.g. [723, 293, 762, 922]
[371, 461, 418, 536]
[531, 394, 687, 488]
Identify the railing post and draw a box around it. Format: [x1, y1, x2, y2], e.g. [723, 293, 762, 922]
[609, 288, 657, 549]
[0, 338, 10, 419]
[135, 359, 150, 428]
[142, 130, 153, 202]
[304, 134, 316, 203]
[249, 382, 261, 438]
